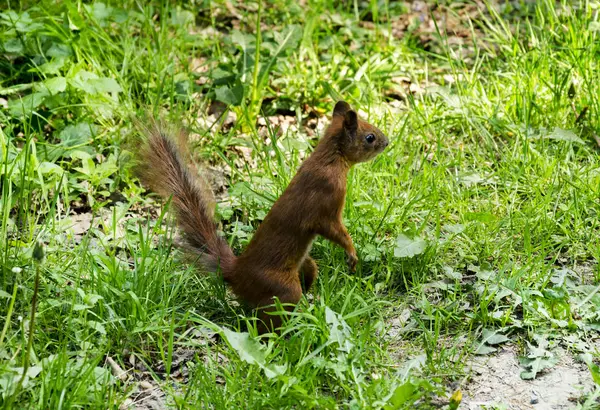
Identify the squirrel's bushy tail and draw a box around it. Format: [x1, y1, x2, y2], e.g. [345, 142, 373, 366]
[135, 120, 235, 277]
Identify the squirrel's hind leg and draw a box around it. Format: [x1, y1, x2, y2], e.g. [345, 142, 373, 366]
[299, 257, 318, 292]
[256, 284, 302, 334]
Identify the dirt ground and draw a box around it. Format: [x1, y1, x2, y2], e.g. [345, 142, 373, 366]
[463, 346, 595, 409]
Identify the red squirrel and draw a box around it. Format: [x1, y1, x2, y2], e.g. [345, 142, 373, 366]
[136, 101, 389, 333]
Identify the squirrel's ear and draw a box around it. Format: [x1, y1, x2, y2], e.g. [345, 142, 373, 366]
[333, 101, 352, 117]
[343, 110, 358, 135]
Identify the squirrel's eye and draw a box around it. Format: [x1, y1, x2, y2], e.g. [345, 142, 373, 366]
[365, 134, 376, 144]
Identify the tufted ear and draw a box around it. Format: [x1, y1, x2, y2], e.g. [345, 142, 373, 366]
[343, 110, 358, 136]
[333, 101, 352, 117]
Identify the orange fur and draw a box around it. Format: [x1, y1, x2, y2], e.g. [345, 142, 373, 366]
[135, 101, 389, 333]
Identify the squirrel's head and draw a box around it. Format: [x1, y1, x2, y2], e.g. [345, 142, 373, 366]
[331, 101, 389, 164]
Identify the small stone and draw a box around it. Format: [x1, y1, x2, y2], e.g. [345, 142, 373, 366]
[140, 381, 153, 390]
[107, 356, 127, 381]
[530, 392, 539, 404]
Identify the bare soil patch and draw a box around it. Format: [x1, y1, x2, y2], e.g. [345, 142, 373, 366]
[463, 346, 595, 409]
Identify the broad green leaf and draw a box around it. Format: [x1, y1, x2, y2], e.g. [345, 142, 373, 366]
[34, 58, 67, 75]
[22, 365, 42, 379]
[519, 342, 558, 380]
[70, 150, 93, 161]
[397, 355, 426, 380]
[170, 7, 194, 27]
[475, 344, 497, 355]
[589, 21, 600, 32]
[87, 320, 106, 335]
[542, 287, 567, 301]
[481, 329, 510, 345]
[427, 86, 462, 109]
[112, 9, 129, 23]
[221, 328, 267, 366]
[59, 122, 98, 146]
[46, 43, 72, 58]
[2, 38, 23, 54]
[474, 329, 510, 355]
[475, 269, 495, 281]
[0, 83, 32, 96]
[280, 135, 310, 152]
[38, 162, 64, 176]
[215, 84, 244, 106]
[70, 70, 99, 93]
[459, 173, 484, 186]
[87, 77, 122, 94]
[220, 328, 286, 379]
[211, 68, 236, 81]
[443, 266, 462, 280]
[543, 127, 584, 144]
[587, 362, 600, 386]
[231, 30, 255, 50]
[85, 2, 112, 21]
[1, 11, 43, 33]
[443, 223, 465, 234]
[257, 25, 303, 89]
[272, 25, 302, 54]
[519, 356, 558, 380]
[493, 288, 513, 303]
[325, 306, 353, 352]
[429, 280, 451, 290]
[385, 381, 417, 409]
[393, 234, 427, 258]
[8, 91, 48, 116]
[362, 243, 382, 262]
[84, 293, 103, 306]
[263, 363, 287, 379]
[69, 71, 124, 96]
[35, 76, 67, 94]
[0, 11, 20, 23]
[65, 3, 85, 31]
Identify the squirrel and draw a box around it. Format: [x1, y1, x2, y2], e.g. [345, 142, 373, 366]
[136, 101, 389, 334]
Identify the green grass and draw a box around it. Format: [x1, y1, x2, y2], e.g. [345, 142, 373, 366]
[1, 0, 600, 408]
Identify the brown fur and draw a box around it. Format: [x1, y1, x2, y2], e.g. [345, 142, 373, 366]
[135, 101, 389, 334]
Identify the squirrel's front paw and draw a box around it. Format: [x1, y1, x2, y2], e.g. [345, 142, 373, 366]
[346, 252, 358, 272]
